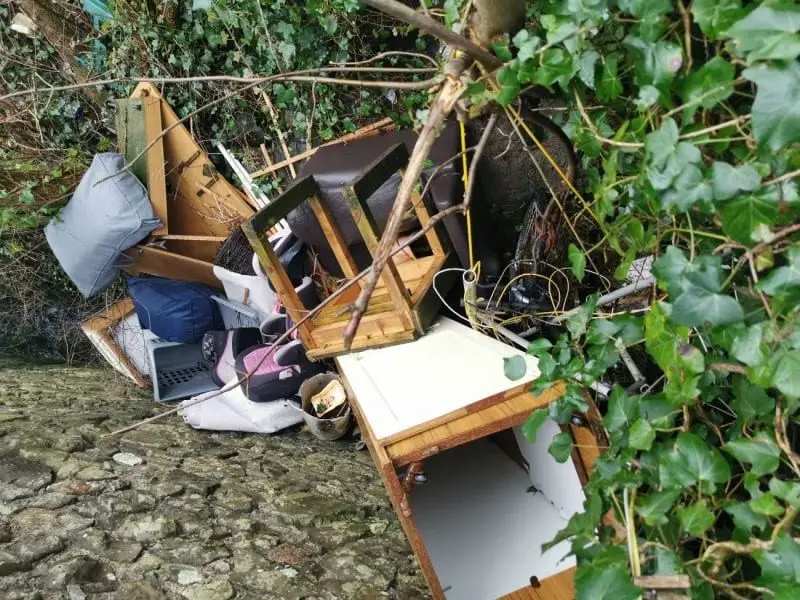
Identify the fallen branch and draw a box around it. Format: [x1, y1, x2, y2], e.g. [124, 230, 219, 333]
[361, 0, 501, 69]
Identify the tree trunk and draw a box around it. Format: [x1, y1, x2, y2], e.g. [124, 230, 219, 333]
[472, 0, 526, 46]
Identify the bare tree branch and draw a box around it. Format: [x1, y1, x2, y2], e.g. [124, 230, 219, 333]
[361, 0, 501, 69]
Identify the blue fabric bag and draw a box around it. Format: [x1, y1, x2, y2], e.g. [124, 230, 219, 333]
[128, 276, 222, 343]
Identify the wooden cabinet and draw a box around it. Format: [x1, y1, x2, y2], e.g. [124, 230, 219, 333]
[336, 318, 604, 600]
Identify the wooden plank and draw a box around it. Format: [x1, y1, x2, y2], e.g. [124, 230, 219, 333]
[130, 83, 253, 241]
[123, 245, 221, 289]
[116, 97, 168, 235]
[308, 329, 416, 360]
[311, 312, 408, 346]
[408, 188, 445, 257]
[307, 192, 359, 279]
[385, 385, 565, 467]
[242, 220, 315, 347]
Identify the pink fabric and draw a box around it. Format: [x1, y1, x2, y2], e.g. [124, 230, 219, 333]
[243, 346, 282, 375]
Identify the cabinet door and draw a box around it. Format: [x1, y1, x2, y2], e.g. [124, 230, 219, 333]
[499, 567, 576, 600]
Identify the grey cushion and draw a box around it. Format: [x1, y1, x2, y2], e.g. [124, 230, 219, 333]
[45, 153, 161, 297]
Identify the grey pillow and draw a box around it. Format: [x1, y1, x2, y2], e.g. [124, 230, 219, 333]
[45, 153, 161, 297]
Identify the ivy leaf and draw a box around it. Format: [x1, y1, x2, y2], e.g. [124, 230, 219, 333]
[548, 432, 573, 463]
[568, 243, 586, 282]
[758, 247, 800, 295]
[652, 246, 689, 296]
[512, 30, 541, 62]
[711, 162, 761, 201]
[682, 57, 735, 121]
[629, 418, 655, 450]
[670, 288, 744, 328]
[727, 6, 800, 64]
[575, 565, 641, 600]
[660, 432, 731, 492]
[645, 119, 679, 170]
[566, 294, 598, 340]
[624, 36, 682, 87]
[645, 303, 688, 372]
[491, 39, 513, 62]
[527, 338, 553, 357]
[503, 355, 527, 381]
[678, 500, 716, 537]
[750, 493, 784, 517]
[604, 385, 638, 433]
[579, 50, 600, 89]
[596, 56, 623, 101]
[692, 0, 743, 40]
[770, 479, 800, 509]
[731, 323, 767, 367]
[724, 436, 781, 476]
[636, 489, 680, 526]
[755, 534, 800, 587]
[495, 67, 520, 106]
[660, 165, 713, 212]
[635, 85, 660, 111]
[533, 48, 575, 90]
[523, 408, 549, 443]
[618, 0, 671, 21]
[721, 194, 778, 245]
[773, 351, 800, 397]
[744, 63, 800, 152]
[732, 376, 774, 423]
[725, 502, 767, 534]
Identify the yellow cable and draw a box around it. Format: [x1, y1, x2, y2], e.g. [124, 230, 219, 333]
[459, 120, 475, 268]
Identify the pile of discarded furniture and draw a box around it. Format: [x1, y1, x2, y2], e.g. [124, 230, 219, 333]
[47, 85, 605, 599]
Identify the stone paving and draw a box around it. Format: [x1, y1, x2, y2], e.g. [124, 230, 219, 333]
[0, 363, 427, 599]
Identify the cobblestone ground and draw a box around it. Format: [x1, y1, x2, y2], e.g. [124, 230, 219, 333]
[0, 363, 427, 600]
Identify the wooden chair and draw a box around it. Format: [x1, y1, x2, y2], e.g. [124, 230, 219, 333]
[242, 143, 455, 359]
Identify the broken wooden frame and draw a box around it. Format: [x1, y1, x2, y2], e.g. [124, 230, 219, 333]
[243, 142, 454, 359]
[81, 298, 148, 388]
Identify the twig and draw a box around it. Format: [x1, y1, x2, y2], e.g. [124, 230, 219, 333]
[342, 77, 464, 348]
[680, 116, 750, 140]
[464, 113, 499, 210]
[762, 168, 800, 188]
[743, 223, 800, 264]
[0, 69, 442, 103]
[708, 362, 747, 375]
[361, 0, 501, 68]
[775, 399, 800, 478]
[260, 91, 298, 179]
[331, 50, 438, 68]
[662, 78, 746, 119]
[677, 0, 693, 75]
[574, 89, 644, 149]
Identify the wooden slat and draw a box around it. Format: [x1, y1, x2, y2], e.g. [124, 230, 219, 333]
[311, 311, 408, 346]
[159, 234, 227, 242]
[307, 192, 359, 279]
[116, 97, 168, 236]
[385, 385, 566, 467]
[123, 245, 221, 289]
[408, 188, 445, 257]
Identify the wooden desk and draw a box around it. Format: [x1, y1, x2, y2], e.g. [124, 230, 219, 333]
[336, 319, 602, 600]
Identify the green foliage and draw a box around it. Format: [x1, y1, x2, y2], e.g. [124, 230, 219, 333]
[497, 2, 800, 597]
